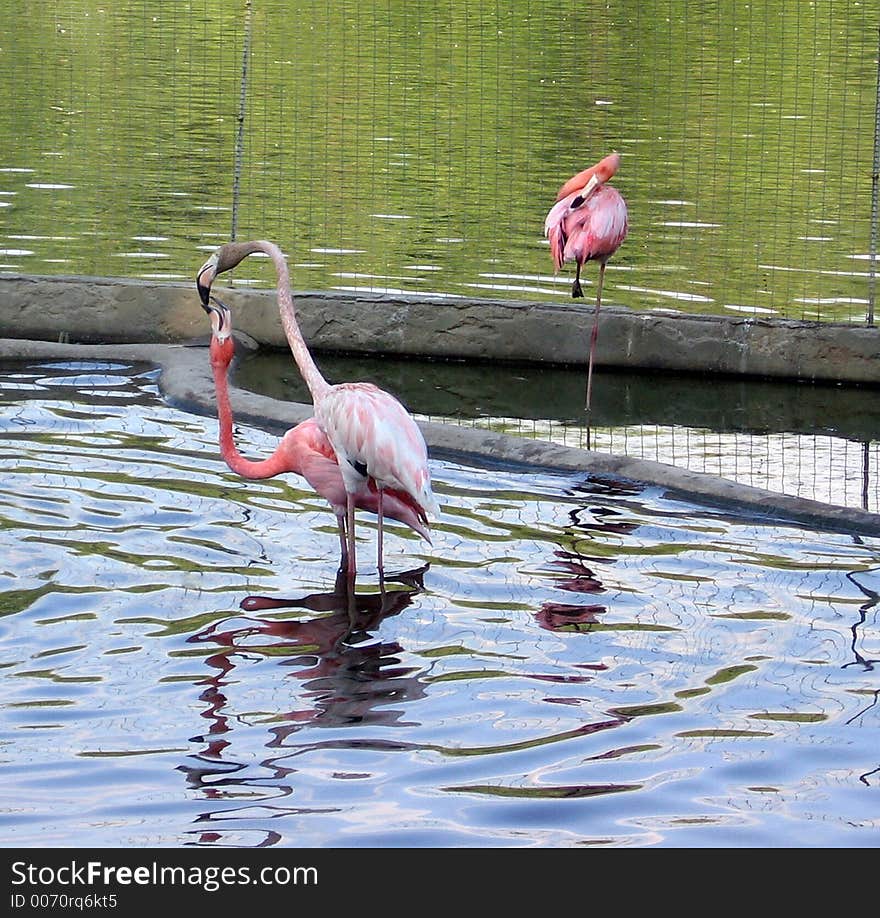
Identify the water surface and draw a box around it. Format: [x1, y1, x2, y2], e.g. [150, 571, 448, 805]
[1, 359, 879, 848]
[0, 1, 875, 321]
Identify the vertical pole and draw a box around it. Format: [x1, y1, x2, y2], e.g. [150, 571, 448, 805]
[869, 27, 880, 325]
[231, 0, 253, 242]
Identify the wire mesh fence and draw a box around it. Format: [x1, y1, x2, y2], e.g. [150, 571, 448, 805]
[0, 1, 877, 321]
[1, 1, 879, 514]
[414, 413, 880, 513]
[232, 348, 880, 514]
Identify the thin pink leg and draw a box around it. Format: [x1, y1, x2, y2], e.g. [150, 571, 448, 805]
[376, 488, 385, 575]
[336, 513, 348, 571]
[585, 261, 606, 449]
[345, 492, 357, 578]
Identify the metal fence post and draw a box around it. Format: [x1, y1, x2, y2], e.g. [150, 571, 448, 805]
[231, 0, 253, 243]
[869, 27, 880, 325]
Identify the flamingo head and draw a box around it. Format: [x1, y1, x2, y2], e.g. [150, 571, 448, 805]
[197, 241, 269, 306]
[205, 294, 232, 345]
[556, 151, 622, 205]
[596, 151, 621, 180]
[577, 151, 621, 200]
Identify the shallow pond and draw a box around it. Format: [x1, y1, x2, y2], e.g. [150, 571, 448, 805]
[0, 2, 875, 321]
[238, 349, 880, 513]
[1, 359, 879, 848]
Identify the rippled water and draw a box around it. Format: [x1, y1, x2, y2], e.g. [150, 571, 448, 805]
[0, 1, 875, 320]
[1, 360, 879, 848]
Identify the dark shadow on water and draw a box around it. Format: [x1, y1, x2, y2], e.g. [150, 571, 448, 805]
[236, 349, 880, 442]
[842, 568, 880, 674]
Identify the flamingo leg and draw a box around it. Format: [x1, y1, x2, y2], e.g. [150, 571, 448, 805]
[585, 260, 606, 449]
[345, 491, 357, 578]
[376, 487, 385, 576]
[572, 261, 585, 299]
[344, 576, 357, 630]
[336, 512, 348, 571]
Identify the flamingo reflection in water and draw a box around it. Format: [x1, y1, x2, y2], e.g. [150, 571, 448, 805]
[178, 564, 430, 846]
[535, 481, 640, 635]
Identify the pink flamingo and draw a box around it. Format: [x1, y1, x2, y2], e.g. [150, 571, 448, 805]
[197, 241, 439, 577]
[544, 152, 628, 435]
[202, 297, 430, 572]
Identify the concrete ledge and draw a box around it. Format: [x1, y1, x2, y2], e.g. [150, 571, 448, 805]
[1, 335, 878, 538]
[2, 272, 880, 383]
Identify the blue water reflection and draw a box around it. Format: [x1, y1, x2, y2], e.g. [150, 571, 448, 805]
[0, 359, 878, 847]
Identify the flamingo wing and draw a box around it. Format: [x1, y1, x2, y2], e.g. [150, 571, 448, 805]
[283, 418, 348, 513]
[544, 196, 573, 272]
[316, 383, 439, 520]
[562, 186, 628, 266]
[287, 416, 431, 540]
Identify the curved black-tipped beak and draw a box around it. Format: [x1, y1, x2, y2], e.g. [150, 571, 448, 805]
[205, 294, 232, 341]
[196, 254, 219, 308]
[197, 279, 211, 309]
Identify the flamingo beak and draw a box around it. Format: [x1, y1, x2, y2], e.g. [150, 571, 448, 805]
[206, 294, 231, 342]
[196, 253, 219, 308]
[582, 173, 601, 197]
[570, 173, 601, 210]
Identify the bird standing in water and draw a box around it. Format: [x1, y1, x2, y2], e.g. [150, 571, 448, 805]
[202, 296, 430, 571]
[197, 240, 438, 578]
[544, 152, 628, 444]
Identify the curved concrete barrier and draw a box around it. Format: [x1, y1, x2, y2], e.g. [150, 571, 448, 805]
[2, 335, 878, 538]
[2, 272, 880, 383]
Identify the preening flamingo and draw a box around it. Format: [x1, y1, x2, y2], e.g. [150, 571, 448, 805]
[544, 152, 628, 438]
[202, 296, 430, 571]
[197, 240, 439, 577]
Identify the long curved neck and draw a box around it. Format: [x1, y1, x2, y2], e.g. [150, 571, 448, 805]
[211, 342, 292, 480]
[255, 240, 330, 402]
